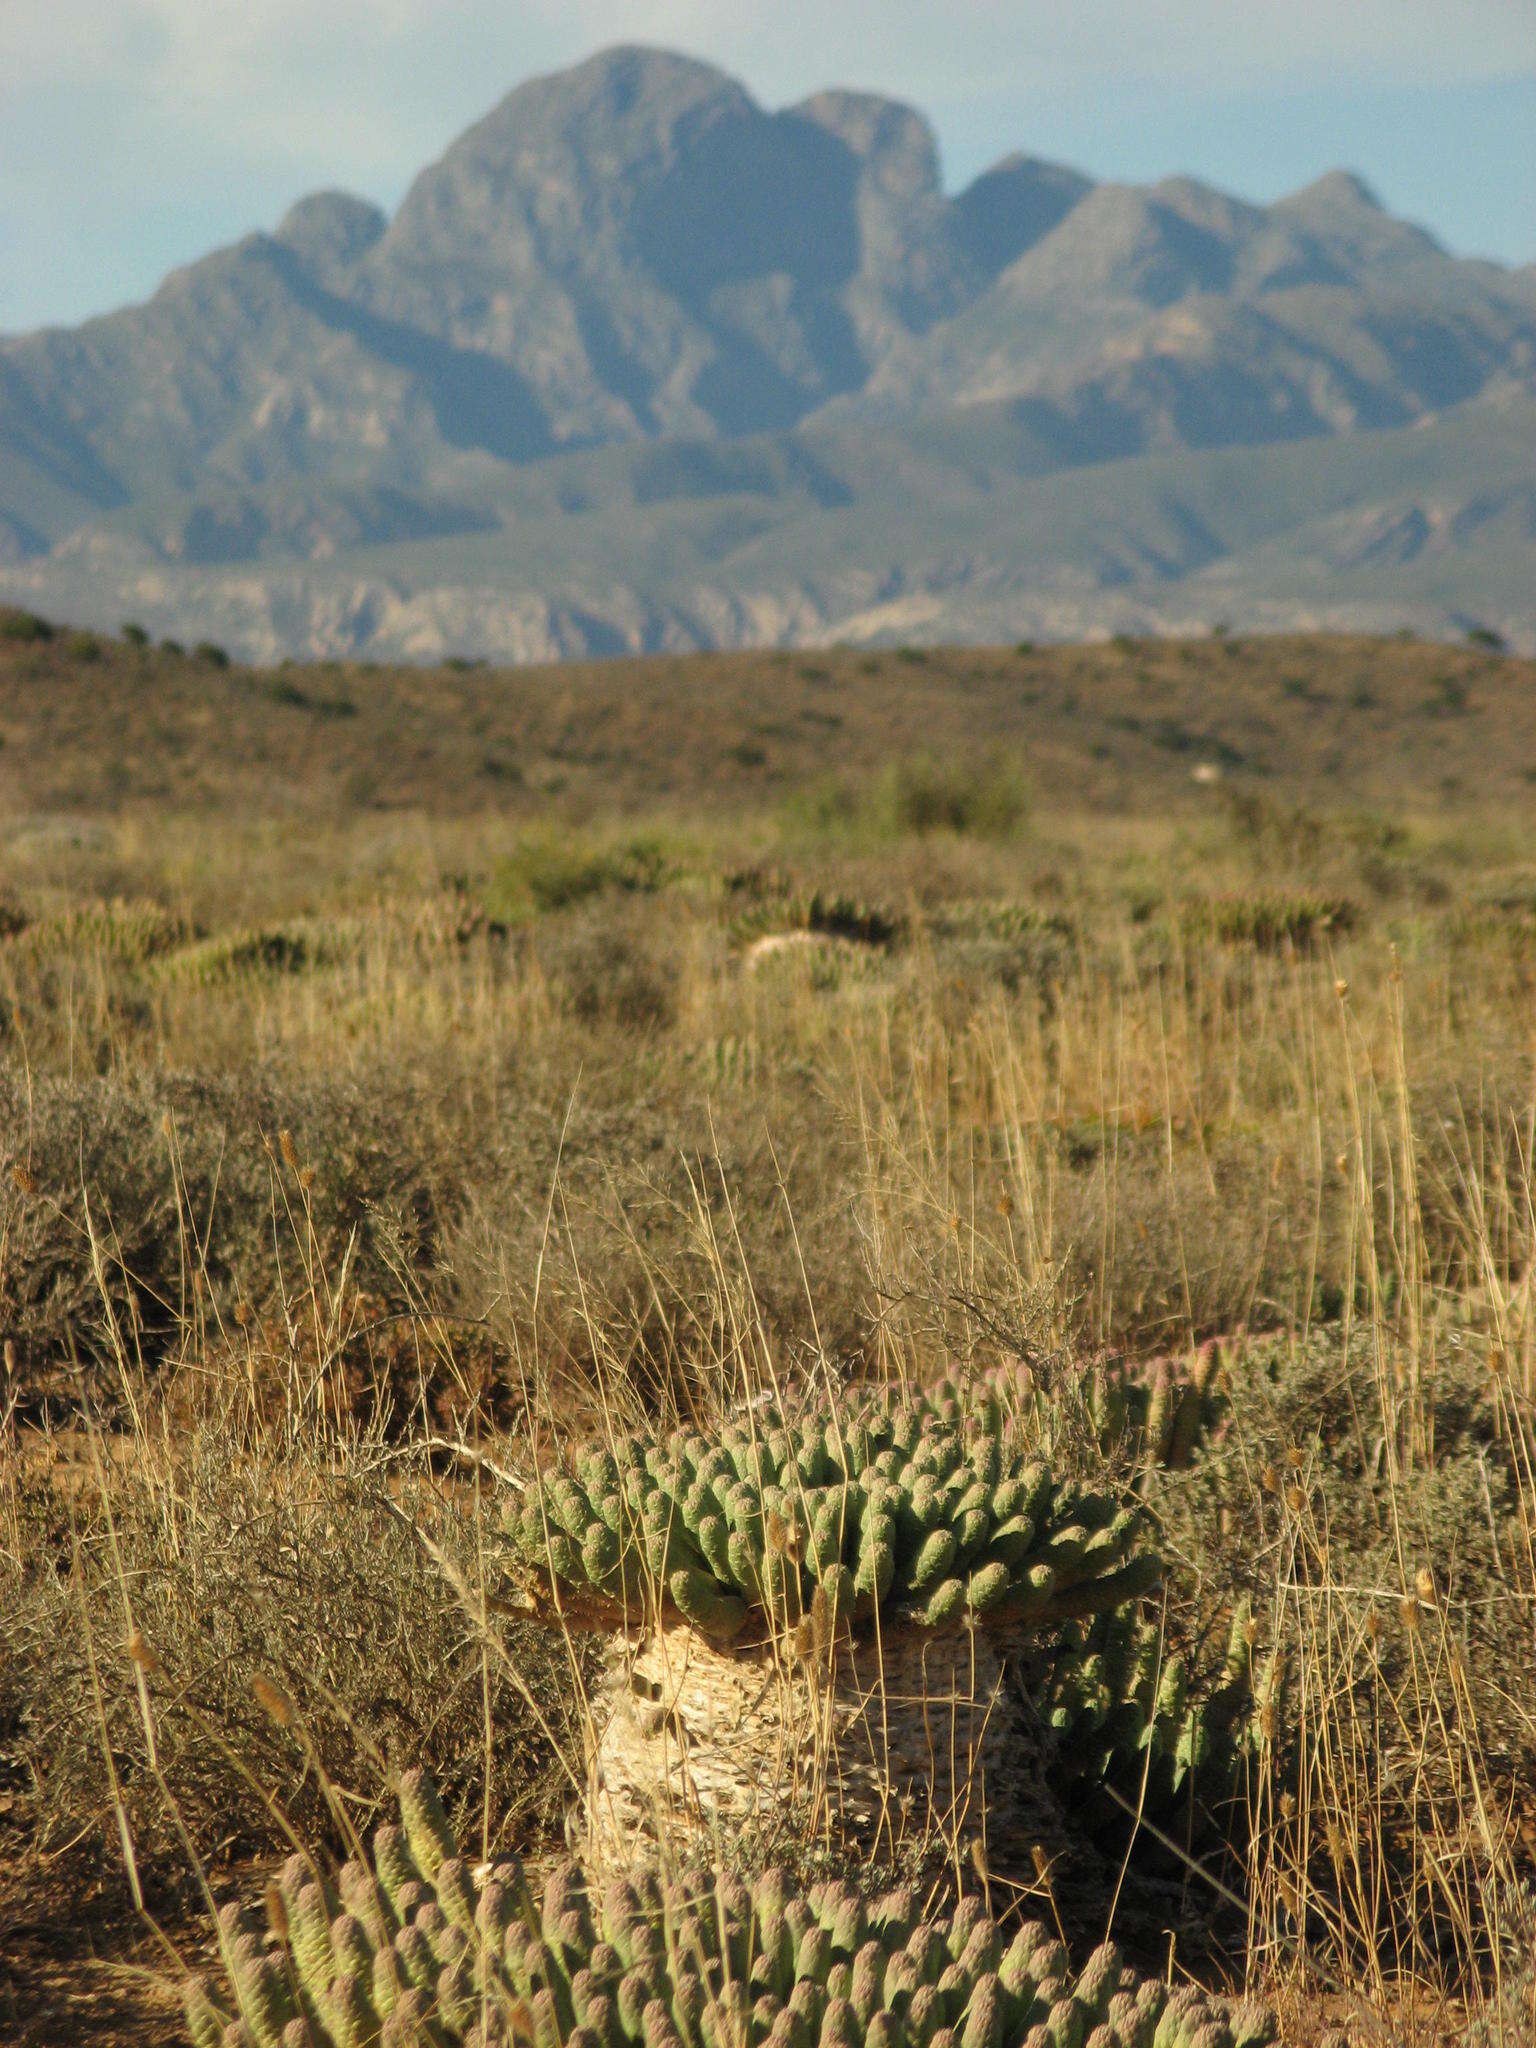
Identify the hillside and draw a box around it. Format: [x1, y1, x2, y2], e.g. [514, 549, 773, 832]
[3, 615, 1533, 822]
[0, 45, 1532, 660]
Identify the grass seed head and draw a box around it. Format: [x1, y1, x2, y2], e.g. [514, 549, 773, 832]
[253, 1672, 296, 1728]
[126, 1626, 160, 1675]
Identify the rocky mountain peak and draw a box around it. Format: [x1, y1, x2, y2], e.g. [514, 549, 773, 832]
[1283, 168, 1387, 217]
[273, 191, 387, 272]
[1, 45, 1530, 663]
[793, 90, 942, 198]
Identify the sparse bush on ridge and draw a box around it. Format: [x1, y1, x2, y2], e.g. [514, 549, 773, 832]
[0, 605, 53, 642]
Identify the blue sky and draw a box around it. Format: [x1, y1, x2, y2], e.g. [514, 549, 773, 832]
[2, 2, 1532, 334]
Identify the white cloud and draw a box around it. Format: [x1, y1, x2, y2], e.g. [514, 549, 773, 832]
[1, 1, 1531, 329]
[6, 1, 1534, 128]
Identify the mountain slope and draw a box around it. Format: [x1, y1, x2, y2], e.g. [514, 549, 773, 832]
[3, 390, 1529, 663]
[858, 170, 1536, 447]
[0, 43, 1531, 656]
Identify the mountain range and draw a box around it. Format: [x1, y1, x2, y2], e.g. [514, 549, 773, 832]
[2, 44, 1533, 660]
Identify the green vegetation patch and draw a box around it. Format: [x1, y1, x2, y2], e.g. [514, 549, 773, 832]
[726, 871, 907, 951]
[0, 606, 54, 643]
[156, 922, 326, 985]
[1015, 1596, 1275, 1845]
[1180, 893, 1355, 953]
[483, 833, 676, 924]
[784, 754, 1031, 847]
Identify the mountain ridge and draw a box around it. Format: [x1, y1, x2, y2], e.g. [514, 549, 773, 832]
[1, 43, 1531, 657]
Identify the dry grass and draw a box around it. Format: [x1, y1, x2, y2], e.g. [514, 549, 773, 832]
[3, 625, 1536, 2042]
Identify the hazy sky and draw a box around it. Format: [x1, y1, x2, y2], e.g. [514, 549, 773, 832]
[3, 1, 1533, 333]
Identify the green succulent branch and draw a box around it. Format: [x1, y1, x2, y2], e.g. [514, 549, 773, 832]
[1013, 1597, 1280, 1845]
[920, 1344, 1230, 1484]
[1085, 1346, 1230, 1476]
[505, 1400, 1162, 1644]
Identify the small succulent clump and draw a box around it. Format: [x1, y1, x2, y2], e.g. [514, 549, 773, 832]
[184, 1768, 492, 2048]
[186, 1773, 1275, 2048]
[1085, 1346, 1229, 1475]
[917, 1345, 1228, 1484]
[1, 895, 190, 965]
[506, 1400, 1161, 1643]
[1014, 1598, 1278, 1839]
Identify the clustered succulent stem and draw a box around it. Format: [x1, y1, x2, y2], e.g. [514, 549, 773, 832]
[507, 1400, 1162, 1647]
[187, 1774, 1274, 2048]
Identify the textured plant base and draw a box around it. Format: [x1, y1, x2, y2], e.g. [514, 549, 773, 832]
[584, 1619, 1021, 1867]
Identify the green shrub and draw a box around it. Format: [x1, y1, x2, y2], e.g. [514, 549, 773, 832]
[483, 835, 672, 923]
[784, 755, 1030, 845]
[890, 754, 1029, 837]
[263, 676, 356, 716]
[0, 606, 53, 642]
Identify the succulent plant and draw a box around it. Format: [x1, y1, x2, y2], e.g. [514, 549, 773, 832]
[185, 1776, 1274, 2048]
[1013, 1597, 1279, 1843]
[1084, 1344, 1229, 1476]
[506, 1399, 1162, 1644]
[2, 894, 191, 965]
[921, 1345, 1229, 1483]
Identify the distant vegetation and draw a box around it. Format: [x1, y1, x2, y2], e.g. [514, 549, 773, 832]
[3, 614, 1534, 820]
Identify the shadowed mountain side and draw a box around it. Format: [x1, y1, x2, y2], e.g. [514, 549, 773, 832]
[267, 247, 555, 464]
[0, 359, 130, 540]
[346, 49, 962, 441]
[952, 155, 1095, 276]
